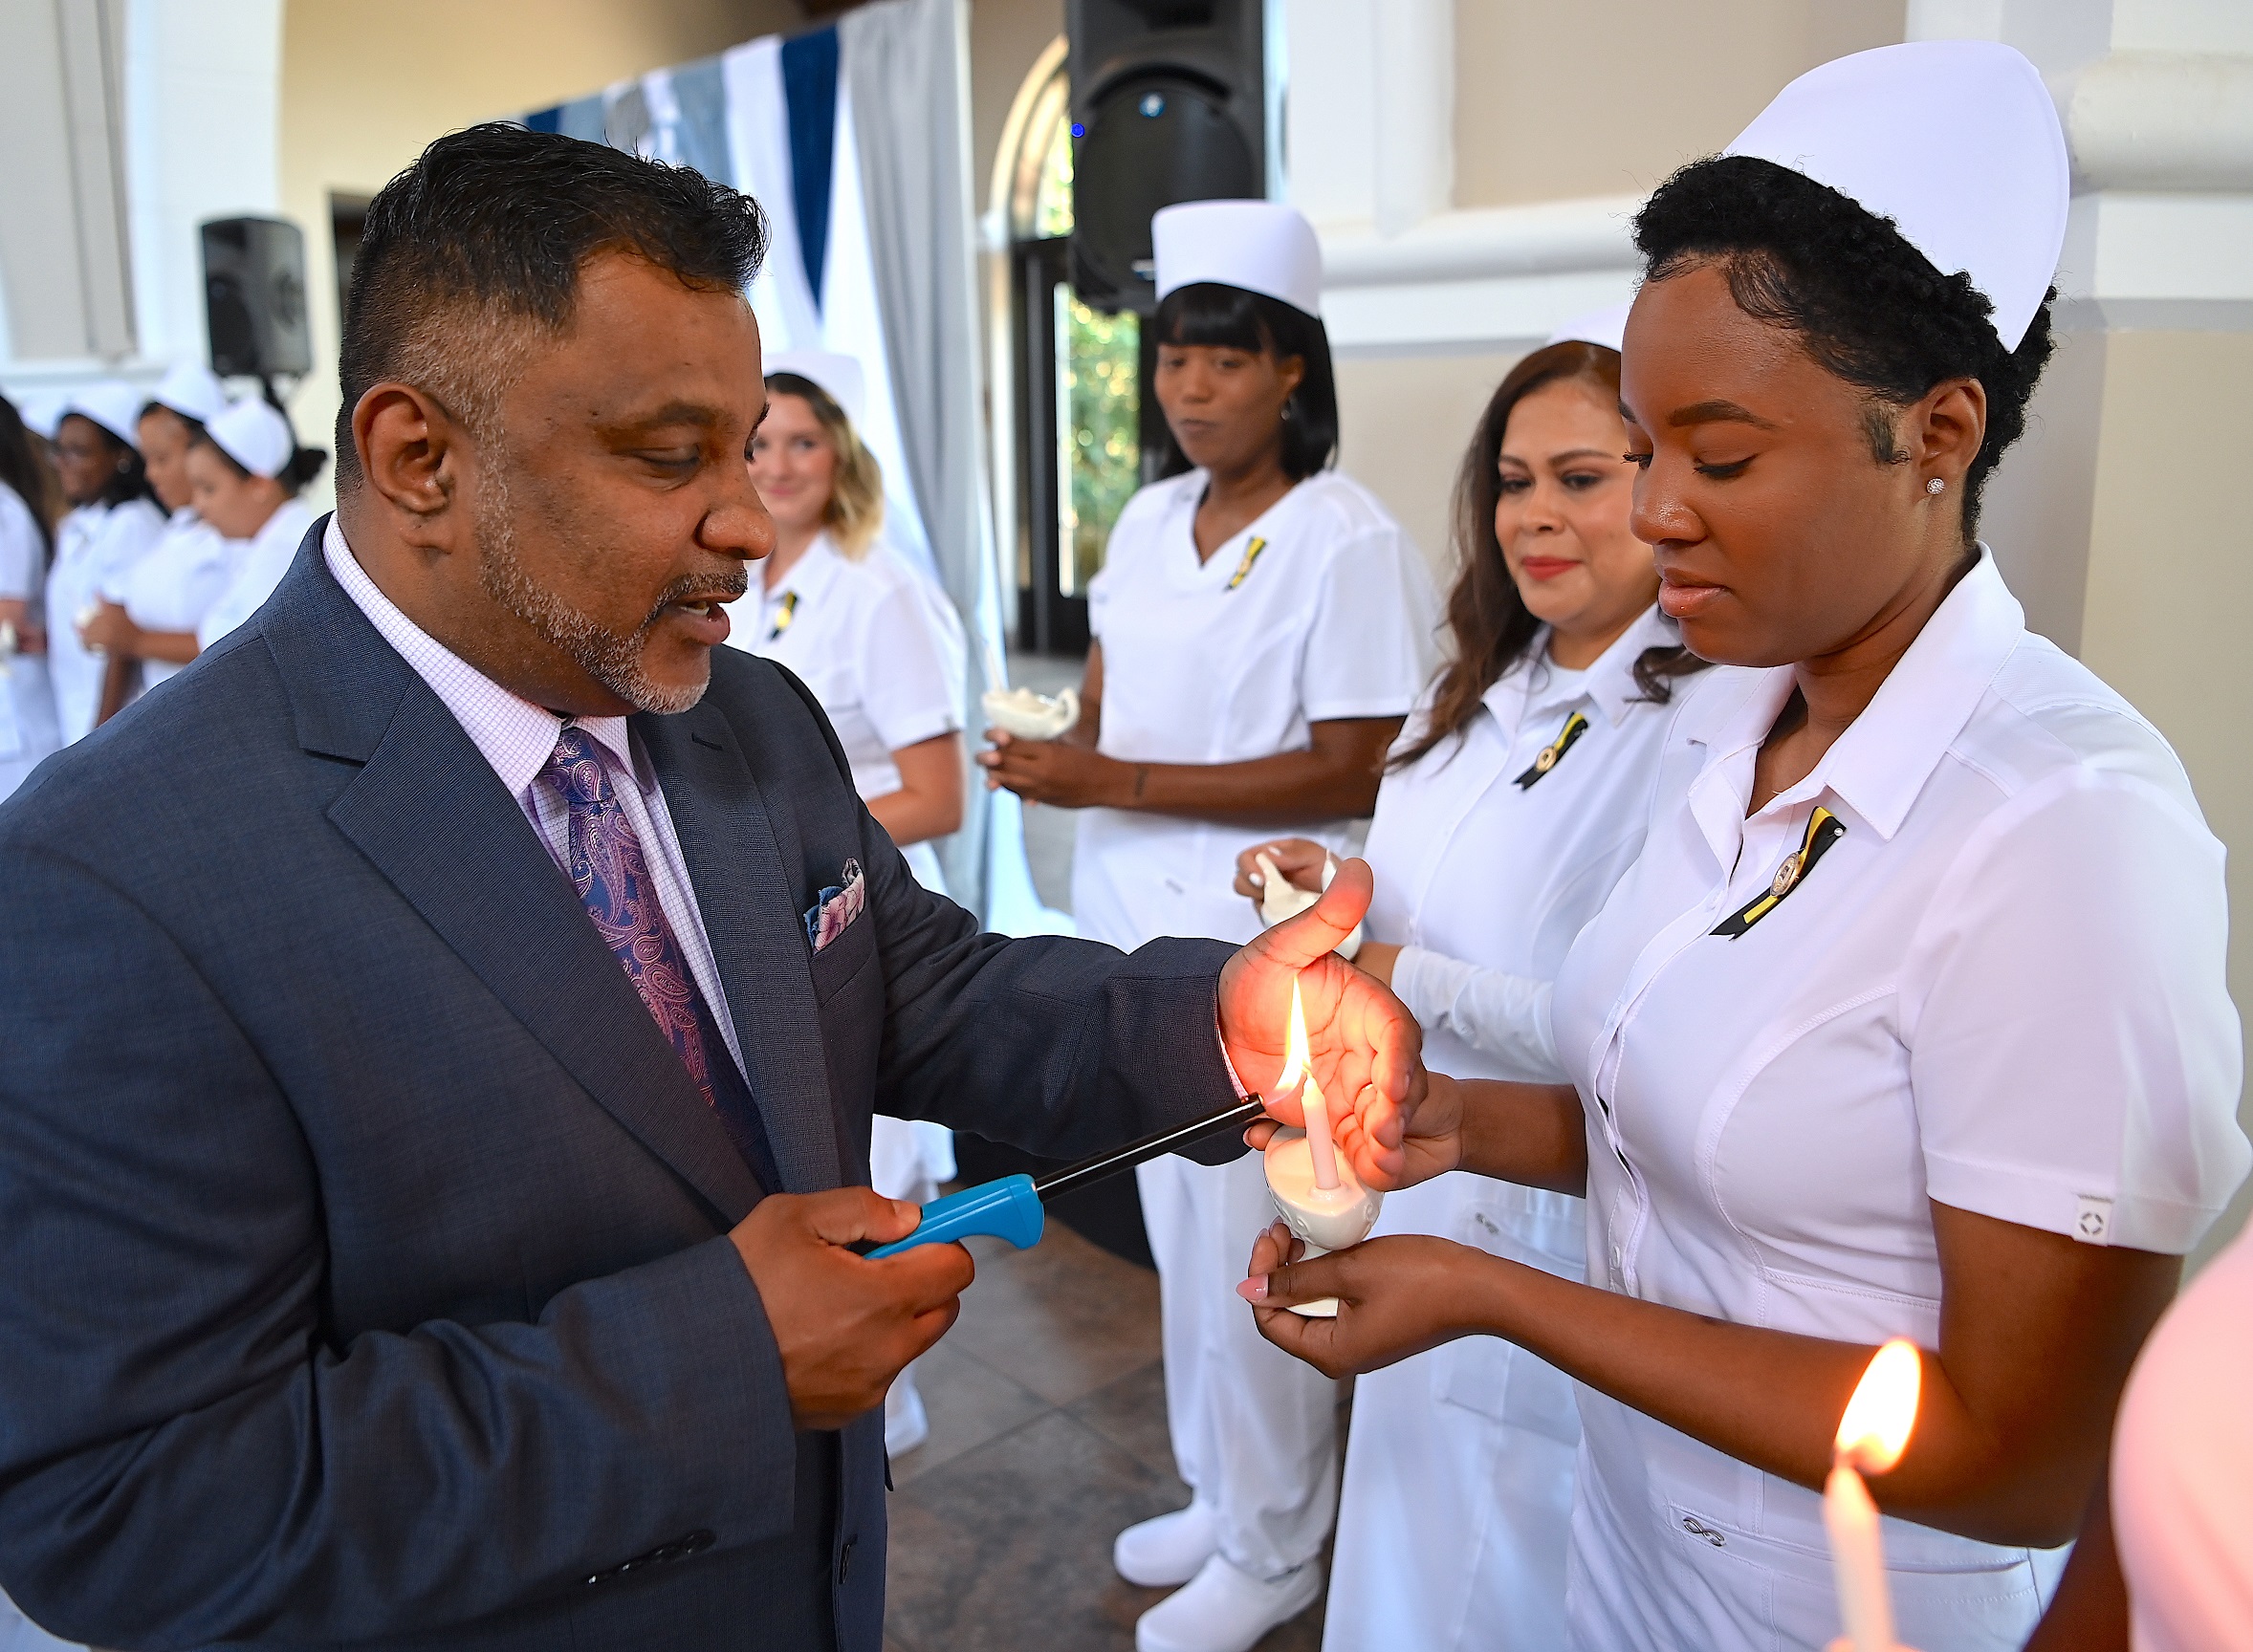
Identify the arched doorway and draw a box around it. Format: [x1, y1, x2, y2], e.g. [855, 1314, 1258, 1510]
[985, 36, 1146, 657]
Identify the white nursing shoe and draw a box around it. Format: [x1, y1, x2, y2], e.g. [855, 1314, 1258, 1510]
[1113, 1501, 1219, 1587]
[1133, 1554, 1321, 1652]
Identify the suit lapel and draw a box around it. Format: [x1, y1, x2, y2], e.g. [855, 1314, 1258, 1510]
[638, 700, 842, 1193]
[324, 682, 767, 1224]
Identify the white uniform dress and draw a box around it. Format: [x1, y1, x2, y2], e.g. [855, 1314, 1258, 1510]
[723, 530, 964, 1202]
[1547, 552, 2248, 1651]
[1075, 466, 1439, 1579]
[0, 483, 60, 804]
[1324, 606, 1686, 1652]
[108, 508, 230, 690]
[197, 498, 316, 655]
[45, 498, 163, 743]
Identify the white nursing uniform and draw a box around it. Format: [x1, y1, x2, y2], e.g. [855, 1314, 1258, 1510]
[724, 530, 964, 1202]
[107, 508, 230, 690]
[0, 483, 60, 804]
[1077, 465, 1439, 1579]
[1324, 606, 1685, 1652]
[197, 498, 316, 655]
[45, 498, 163, 743]
[1548, 553, 2248, 1651]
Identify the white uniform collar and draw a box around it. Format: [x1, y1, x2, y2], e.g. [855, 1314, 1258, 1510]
[765, 531, 843, 607]
[1483, 603, 1680, 730]
[1683, 547, 2023, 841]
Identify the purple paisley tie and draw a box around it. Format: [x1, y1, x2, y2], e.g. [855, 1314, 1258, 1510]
[539, 726, 781, 1191]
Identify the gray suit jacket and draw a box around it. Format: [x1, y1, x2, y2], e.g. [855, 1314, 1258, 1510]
[0, 523, 1238, 1651]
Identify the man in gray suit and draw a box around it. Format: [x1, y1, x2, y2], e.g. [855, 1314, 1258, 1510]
[0, 127, 1418, 1650]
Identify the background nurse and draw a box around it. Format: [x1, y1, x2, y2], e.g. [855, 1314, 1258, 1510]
[984, 199, 1437, 1652]
[726, 350, 965, 1457]
[1240, 42, 2247, 1652]
[1238, 307, 1705, 1652]
[44, 382, 163, 743]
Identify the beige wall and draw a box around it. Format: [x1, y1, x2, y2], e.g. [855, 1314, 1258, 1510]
[1453, 0, 1905, 206]
[276, 0, 798, 503]
[968, 0, 1061, 212]
[1334, 349, 1520, 581]
[2074, 328, 2253, 1265]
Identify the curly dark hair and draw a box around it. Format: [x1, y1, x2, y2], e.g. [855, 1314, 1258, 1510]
[1632, 154, 2055, 539]
[337, 122, 768, 491]
[1391, 341, 1706, 772]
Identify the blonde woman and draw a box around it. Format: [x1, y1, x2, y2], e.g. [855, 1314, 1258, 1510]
[726, 355, 964, 1456]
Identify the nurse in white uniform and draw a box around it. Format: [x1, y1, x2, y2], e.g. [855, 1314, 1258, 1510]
[77, 364, 232, 720]
[0, 397, 62, 807]
[1240, 44, 2249, 1652]
[45, 382, 164, 742]
[726, 351, 964, 1456]
[984, 200, 1439, 1652]
[1237, 308, 1708, 1652]
[188, 400, 324, 655]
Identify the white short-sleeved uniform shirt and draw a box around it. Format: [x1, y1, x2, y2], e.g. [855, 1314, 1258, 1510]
[1549, 552, 2249, 1651]
[46, 498, 164, 743]
[1072, 467, 1440, 949]
[723, 532, 964, 888]
[0, 482, 60, 787]
[198, 498, 315, 654]
[108, 508, 230, 688]
[2112, 1218, 2253, 1652]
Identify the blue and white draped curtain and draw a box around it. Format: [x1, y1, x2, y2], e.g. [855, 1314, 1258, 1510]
[523, 0, 1047, 930]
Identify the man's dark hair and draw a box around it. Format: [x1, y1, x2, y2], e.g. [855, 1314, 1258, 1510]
[1633, 155, 2054, 538]
[1148, 281, 1341, 482]
[336, 122, 768, 490]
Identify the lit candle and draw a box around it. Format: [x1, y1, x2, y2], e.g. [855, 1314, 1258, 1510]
[1824, 1337, 1921, 1652]
[1275, 976, 1341, 1191]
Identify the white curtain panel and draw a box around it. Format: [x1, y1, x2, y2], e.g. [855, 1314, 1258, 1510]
[839, 0, 1006, 919]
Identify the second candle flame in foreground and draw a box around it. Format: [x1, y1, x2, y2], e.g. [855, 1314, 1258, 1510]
[1277, 976, 1341, 1191]
[1824, 1337, 1924, 1652]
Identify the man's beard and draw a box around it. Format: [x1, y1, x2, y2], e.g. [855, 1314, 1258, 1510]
[473, 466, 737, 716]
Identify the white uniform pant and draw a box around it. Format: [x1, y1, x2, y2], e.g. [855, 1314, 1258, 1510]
[1323, 1173, 1580, 1650]
[1138, 1150, 1337, 1578]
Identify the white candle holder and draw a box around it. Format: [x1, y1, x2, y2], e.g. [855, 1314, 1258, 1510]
[1262, 1126, 1383, 1317]
[981, 685, 1079, 740]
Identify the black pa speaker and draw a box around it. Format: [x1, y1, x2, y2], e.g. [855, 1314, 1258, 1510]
[201, 216, 311, 379]
[1067, 0, 1266, 314]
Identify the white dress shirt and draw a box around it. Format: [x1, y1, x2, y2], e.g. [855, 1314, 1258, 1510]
[324, 518, 750, 1077]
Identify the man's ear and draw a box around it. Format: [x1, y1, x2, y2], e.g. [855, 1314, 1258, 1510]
[352, 382, 463, 537]
[1908, 377, 1987, 489]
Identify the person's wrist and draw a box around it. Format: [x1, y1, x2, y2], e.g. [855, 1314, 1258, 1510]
[1105, 755, 1147, 810]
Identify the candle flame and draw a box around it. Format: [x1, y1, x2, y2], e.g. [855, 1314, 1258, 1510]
[1278, 976, 1310, 1093]
[1835, 1337, 1922, 1475]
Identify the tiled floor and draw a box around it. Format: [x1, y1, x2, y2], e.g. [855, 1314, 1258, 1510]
[882, 1222, 1335, 1652]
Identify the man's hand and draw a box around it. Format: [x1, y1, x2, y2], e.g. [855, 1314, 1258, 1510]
[977, 728, 1125, 807]
[728, 1188, 973, 1431]
[1236, 1221, 1490, 1379]
[1217, 858, 1428, 1189]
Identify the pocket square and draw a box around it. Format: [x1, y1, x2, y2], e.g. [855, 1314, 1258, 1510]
[804, 859, 866, 951]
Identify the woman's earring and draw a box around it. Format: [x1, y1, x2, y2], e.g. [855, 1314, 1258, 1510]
[1926, 478, 1946, 495]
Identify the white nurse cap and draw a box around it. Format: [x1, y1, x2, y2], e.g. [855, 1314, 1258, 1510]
[61, 380, 148, 451]
[149, 360, 229, 426]
[1545, 301, 1630, 354]
[207, 398, 295, 480]
[19, 395, 67, 442]
[1723, 40, 2067, 351]
[765, 349, 866, 428]
[1152, 200, 1323, 318]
